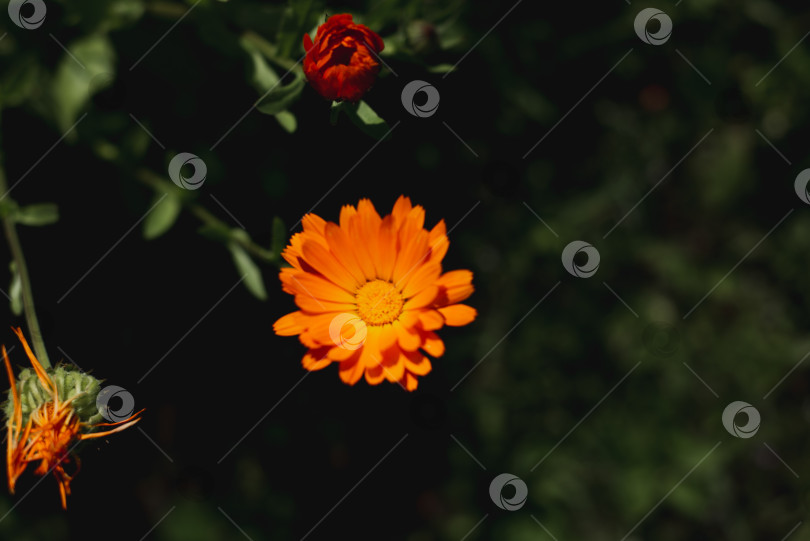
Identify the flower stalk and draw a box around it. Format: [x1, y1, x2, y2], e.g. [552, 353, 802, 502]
[0, 114, 51, 369]
[133, 168, 278, 263]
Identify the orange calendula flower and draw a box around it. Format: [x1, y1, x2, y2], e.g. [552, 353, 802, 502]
[273, 196, 476, 390]
[3, 328, 142, 508]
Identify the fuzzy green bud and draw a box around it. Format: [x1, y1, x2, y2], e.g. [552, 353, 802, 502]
[4, 365, 104, 427]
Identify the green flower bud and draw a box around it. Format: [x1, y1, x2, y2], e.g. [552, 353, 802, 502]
[4, 365, 103, 427]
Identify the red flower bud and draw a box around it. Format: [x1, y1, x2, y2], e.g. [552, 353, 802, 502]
[302, 14, 385, 102]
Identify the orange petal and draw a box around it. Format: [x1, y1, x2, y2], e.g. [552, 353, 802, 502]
[12, 327, 51, 392]
[288, 272, 356, 304]
[339, 356, 364, 385]
[399, 310, 419, 328]
[403, 285, 439, 311]
[401, 263, 441, 299]
[306, 312, 366, 347]
[438, 304, 477, 326]
[356, 200, 383, 276]
[436, 270, 474, 305]
[358, 326, 382, 369]
[327, 344, 357, 362]
[393, 320, 421, 351]
[418, 309, 445, 331]
[428, 220, 448, 263]
[302, 240, 361, 292]
[391, 196, 413, 229]
[404, 205, 426, 231]
[274, 311, 305, 336]
[402, 350, 432, 376]
[301, 213, 327, 238]
[279, 267, 300, 295]
[401, 372, 419, 391]
[345, 211, 378, 281]
[380, 345, 405, 382]
[377, 324, 397, 352]
[339, 204, 358, 229]
[2, 345, 21, 430]
[299, 330, 320, 349]
[374, 215, 397, 282]
[294, 294, 355, 314]
[302, 348, 332, 371]
[420, 331, 445, 358]
[356, 199, 381, 229]
[324, 223, 367, 284]
[393, 229, 429, 286]
[281, 232, 306, 269]
[364, 364, 385, 385]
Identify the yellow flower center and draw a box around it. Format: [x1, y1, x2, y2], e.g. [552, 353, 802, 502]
[356, 279, 403, 325]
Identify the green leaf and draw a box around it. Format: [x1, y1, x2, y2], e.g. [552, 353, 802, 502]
[355, 100, 386, 126]
[342, 100, 391, 140]
[275, 110, 297, 133]
[242, 39, 280, 93]
[228, 239, 268, 300]
[0, 199, 18, 220]
[14, 204, 59, 226]
[270, 216, 287, 258]
[427, 63, 457, 74]
[51, 34, 116, 133]
[197, 223, 232, 244]
[9, 263, 22, 317]
[0, 58, 41, 108]
[255, 72, 305, 116]
[143, 193, 182, 239]
[61, 0, 144, 33]
[276, 0, 323, 58]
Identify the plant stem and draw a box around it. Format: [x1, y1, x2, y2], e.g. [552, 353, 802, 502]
[0, 153, 52, 369]
[134, 168, 277, 263]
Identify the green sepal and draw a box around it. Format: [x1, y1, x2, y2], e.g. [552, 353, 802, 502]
[3, 366, 103, 427]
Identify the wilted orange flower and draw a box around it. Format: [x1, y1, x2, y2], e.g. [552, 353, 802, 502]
[274, 196, 476, 390]
[4, 328, 142, 509]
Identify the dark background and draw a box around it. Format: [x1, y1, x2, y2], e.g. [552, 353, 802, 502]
[1, 0, 809, 539]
